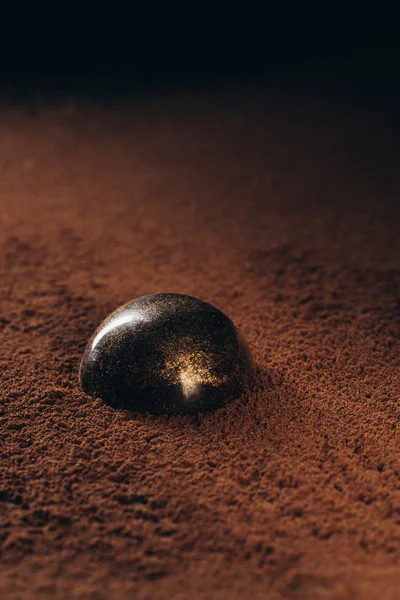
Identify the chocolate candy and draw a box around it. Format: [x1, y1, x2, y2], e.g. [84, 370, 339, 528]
[79, 293, 253, 414]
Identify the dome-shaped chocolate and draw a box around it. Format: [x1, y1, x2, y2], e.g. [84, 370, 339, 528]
[79, 293, 254, 414]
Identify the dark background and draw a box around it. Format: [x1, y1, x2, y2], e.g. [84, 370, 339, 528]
[0, 13, 399, 96]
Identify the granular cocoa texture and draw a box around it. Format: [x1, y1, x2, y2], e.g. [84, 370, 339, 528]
[0, 83, 399, 599]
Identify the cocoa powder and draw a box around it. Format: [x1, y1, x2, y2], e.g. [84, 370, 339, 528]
[0, 83, 399, 599]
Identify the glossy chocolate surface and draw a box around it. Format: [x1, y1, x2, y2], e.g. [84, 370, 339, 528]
[79, 293, 254, 414]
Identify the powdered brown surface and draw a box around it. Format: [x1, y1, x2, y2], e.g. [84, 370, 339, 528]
[0, 80, 399, 599]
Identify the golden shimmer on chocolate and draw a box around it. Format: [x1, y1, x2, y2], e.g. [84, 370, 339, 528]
[160, 335, 228, 389]
[79, 293, 254, 414]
